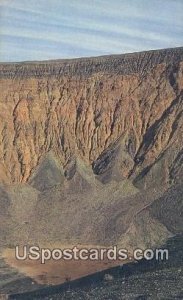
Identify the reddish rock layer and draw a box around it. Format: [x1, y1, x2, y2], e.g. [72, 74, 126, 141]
[0, 47, 182, 186]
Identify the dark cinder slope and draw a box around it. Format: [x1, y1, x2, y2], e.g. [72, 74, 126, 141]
[7, 235, 183, 300]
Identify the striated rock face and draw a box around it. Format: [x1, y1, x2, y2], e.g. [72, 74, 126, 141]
[0, 47, 183, 251]
[0, 47, 183, 187]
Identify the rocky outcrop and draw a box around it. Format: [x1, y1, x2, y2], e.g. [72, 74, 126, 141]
[0, 47, 183, 252]
[0, 47, 183, 188]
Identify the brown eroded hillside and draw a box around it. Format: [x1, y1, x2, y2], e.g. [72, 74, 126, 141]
[0, 47, 183, 294]
[0, 47, 182, 250]
[0, 47, 183, 188]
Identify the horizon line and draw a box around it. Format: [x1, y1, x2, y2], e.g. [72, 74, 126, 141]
[0, 46, 183, 65]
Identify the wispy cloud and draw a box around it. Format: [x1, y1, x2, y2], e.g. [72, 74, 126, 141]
[0, 0, 182, 62]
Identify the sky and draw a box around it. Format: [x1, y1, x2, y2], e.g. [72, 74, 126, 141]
[0, 0, 183, 62]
